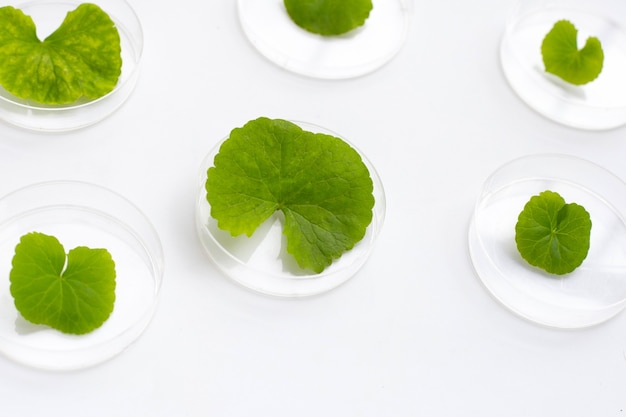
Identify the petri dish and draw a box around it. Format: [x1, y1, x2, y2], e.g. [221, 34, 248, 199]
[0, 0, 143, 132]
[500, 0, 626, 130]
[195, 121, 386, 297]
[237, 0, 412, 79]
[468, 154, 626, 328]
[0, 181, 163, 370]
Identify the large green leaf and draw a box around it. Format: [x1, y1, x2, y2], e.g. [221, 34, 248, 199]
[206, 117, 375, 273]
[10, 232, 116, 335]
[0, 3, 122, 104]
[515, 190, 592, 275]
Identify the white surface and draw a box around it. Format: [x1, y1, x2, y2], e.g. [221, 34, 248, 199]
[1, 0, 626, 415]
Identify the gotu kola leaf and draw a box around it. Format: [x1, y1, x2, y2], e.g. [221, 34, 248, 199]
[205, 117, 375, 274]
[10, 232, 116, 335]
[0, 3, 122, 105]
[284, 0, 373, 36]
[515, 190, 591, 275]
[541, 19, 604, 85]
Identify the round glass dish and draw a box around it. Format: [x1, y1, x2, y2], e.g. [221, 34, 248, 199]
[237, 0, 412, 79]
[468, 154, 626, 328]
[0, 181, 163, 370]
[195, 121, 386, 297]
[500, 0, 626, 130]
[0, 0, 143, 132]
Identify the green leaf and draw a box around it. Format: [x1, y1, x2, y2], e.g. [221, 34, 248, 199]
[206, 117, 375, 273]
[515, 190, 592, 275]
[541, 19, 604, 85]
[10, 232, 116, 335]
[0, 3, 122, 105]
[284, 0, 373, 36]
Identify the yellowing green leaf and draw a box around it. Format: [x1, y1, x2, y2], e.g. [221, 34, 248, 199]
[541, 19, 604, 85]
[0, 3, 122, 104]
[206, 117, 375, 273]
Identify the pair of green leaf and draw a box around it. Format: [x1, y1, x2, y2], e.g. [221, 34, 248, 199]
[0, 3, 121, 105]
[284, 0, 373, 36]
[515, 190, 591, 275]
[541, 19, 604, 85]
[10, 232, 116, 335]
[206, 117, 375, 274]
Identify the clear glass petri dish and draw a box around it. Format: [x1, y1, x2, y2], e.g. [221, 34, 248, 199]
[195, 121, 386, 297]
[468, 154, 626, 328]
[0, 0, 143, 132]
[237, 0, 412, 79]
[0, 181, 163, 370]
[500, 0, 626, 130]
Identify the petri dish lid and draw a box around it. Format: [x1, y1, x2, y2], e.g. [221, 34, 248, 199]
[237, 0, 412, 79]
[500, 0, 626, 130]
[469, 154, 626, 328]
[0, 181, 163, 370]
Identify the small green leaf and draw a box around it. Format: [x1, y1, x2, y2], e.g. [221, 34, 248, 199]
[541, 19, 604, 85]
[515, 190, 592, 275]
[284, 0, 373, 36]
[206, 117, 375, 273]
[0, 3, 122, 105]
[10, 232, 116, 335]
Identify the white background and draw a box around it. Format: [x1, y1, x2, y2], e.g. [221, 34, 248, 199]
[1, 0, 626, 416]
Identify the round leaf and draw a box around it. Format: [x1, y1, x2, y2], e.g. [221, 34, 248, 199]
[515, 190, 591, 275]
[206, 117, 375, 273]
[541, 19, 604, 85]
[0, 3, 122, 104]
[10, 232, 116, 335]
[284, 0, 373, 36]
